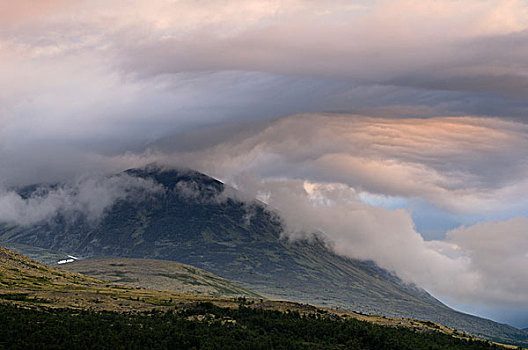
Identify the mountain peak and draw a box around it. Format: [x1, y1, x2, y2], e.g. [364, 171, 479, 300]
[125, 165, 224, 193]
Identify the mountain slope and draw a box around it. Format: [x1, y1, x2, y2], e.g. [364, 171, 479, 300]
[1, 167, 527, 345]
[59, 257, 262, 298]
[0, 245, 228, 313]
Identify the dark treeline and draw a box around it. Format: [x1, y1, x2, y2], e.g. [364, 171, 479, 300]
[0, 302, 503, 349]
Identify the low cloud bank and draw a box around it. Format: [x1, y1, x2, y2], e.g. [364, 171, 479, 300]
[445, 217, 528, 305]
[0, 174, 162, 226]
[248, 178, 528, 307]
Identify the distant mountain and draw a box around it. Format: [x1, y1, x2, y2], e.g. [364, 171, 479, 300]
[1, 167, 527, 346]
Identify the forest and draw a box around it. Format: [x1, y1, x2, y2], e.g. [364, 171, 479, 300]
[0, 302, 505, 349]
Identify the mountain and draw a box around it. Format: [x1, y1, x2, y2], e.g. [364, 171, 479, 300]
[1, 167, 527, 345]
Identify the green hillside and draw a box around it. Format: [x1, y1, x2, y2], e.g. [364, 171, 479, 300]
[59, 257, 262, 298]
[0, 245, 240, 313]
[1, 167, 527, 346]
[1, 302, 506, 350]
[0, 246, 508, 349]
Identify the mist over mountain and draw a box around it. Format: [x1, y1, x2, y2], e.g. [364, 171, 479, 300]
[1, 166, 527, 345]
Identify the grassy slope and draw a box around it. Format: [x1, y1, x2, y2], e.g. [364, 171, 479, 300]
[0, 246, 229, 313]
[58, 257, 262, 298]
[0, 242, 71, 264]
[1, 245, 513, 350]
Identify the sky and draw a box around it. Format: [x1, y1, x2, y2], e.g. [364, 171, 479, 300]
[1, 0, 528, 327]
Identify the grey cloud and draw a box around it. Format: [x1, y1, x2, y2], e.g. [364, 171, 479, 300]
[6, 59, 505, 188]
[390, 73, 528, 100]
[0, 174, 163, 226]
[3, 0, 528, 131]
[384, 30, 528, 99]
[100, 3, 528, 104]
[445, 217, 528, 305]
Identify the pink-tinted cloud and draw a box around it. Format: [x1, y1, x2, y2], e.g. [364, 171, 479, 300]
[148, 114, 528, 214]
[0, 0, 69, 23]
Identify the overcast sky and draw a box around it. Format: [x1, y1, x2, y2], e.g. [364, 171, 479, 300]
[1, 0, 528, 328]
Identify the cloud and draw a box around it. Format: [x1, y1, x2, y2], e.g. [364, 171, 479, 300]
[149, 114, 528, 215]
[0, 0, 527, 324]
[2, 0, 528, 193]
[2, 0, 528, 154]
[228, 174, 528, 310]
[100, 1, 528, 101]
[445, 217, 528, 305]
[0, 174, 162, 226]
[0, 0, 68, 24]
